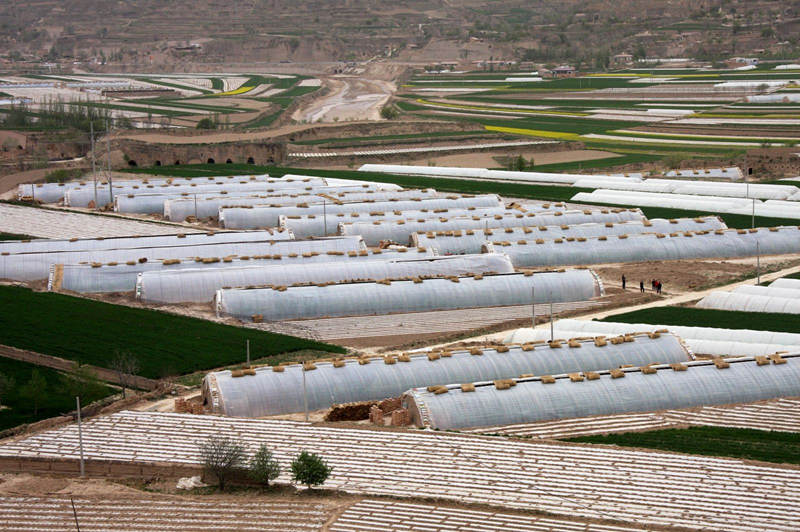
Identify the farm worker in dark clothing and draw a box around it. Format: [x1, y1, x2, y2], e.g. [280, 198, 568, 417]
[640, 281, 644, 293]
[657, 281, 663, 294]
[621, 275, 626, 290]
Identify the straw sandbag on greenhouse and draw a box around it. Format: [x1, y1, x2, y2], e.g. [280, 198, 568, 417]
[203, 332, 689, 417]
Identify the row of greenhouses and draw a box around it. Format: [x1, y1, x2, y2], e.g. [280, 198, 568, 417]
[48, 246, 436, 293]
[483, 226, 800, 267]
[2, 234, 367, 281]
[504, 318, 800, 358]
[697, 278, 800, 314]
[413, 216, 724, 255]
[214, 269, 604, 322]
[403, 354, 800, 430]
[333, 208, 645, 245]
[204, 332, 690, 417]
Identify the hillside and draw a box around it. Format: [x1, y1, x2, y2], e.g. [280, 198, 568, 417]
[1, 0, 798, 69]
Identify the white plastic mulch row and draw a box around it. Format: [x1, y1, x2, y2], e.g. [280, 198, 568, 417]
[0, 203, 201, 239]
[0, 496, 330, 531]
[468, 398, 800, 439]
[1, 411, 798, 532]
[330, 499, 645, 532]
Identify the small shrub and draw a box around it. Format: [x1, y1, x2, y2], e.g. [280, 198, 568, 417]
[200, 436, 246, 491]
[291, 451, 332, 489]
[248, 444, 280, 487]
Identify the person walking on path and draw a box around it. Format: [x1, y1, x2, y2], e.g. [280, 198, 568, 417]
[657, 280, 663, 294]
[621, 275, 626, 290]
[640, 280, 645, 293]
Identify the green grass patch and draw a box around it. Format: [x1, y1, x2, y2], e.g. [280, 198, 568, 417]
[0, 232, 34, 241]
[210, 78, 224, 91]
[531, 153, 662, 173]
[600, 306, 800, 334]
[0, 285, 345, 380]
[0, 357, 114, 431]
[565, 426, 800, 465]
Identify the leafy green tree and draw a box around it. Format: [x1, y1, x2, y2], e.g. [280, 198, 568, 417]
[200, 436, 246, 491]
[0, 373, 15, 409]
[291, 451, 332, 489]
[248, 444, 280, 487]
[19, 369, 46, 415]
[60, 363, 105, 403]
[196, 117, 216, 129]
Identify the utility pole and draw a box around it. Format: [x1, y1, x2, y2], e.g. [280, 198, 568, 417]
[76, 396, 85, 478]
[302, 363, 309, 422]
[549, 300, 554, 342]
[246, 339, 250, 366]
[322, 199, 327, 237]
[90, 121, 97, 209]
[106, 118, 113, 207]
[530, 284, 535, 329]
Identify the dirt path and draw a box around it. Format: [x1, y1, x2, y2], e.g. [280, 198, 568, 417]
[292, 77, 395, 123]
[398, 149, 618, 169]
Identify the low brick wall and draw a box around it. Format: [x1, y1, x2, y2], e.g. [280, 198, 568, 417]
[0, 455, 200, 479]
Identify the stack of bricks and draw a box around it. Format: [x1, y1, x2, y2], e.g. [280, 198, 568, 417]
[391, 408, 410, 426]
[369, 405, 385, 426]
[174, 398, 205, 414]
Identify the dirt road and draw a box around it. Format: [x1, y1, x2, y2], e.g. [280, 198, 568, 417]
[292, 77, 395, 123]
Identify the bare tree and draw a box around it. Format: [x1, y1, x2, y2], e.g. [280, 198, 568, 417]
[200, 436, 246, 491]
[111, 351, 140, 398]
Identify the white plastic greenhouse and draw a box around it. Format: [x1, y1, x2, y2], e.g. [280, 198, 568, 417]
[664, 167, 743, 180]
[0, 230, 292, 255]
[414, 217, 725, 255]
[339, 208, 646, 247]
[203, 332, 689, 417]
[403, 354, 800, 430]
[136, 253, 514, 304]
[358, 164, 644, 185]
[2, 235, 366, 282]
[115, 184, 399, 216]
[219, 195, 504, 229]
[697, 291, 800, 314]
[484, 226, 800, 268]
[49, 246, 434, 293]
[770, 278, 800, 290]
[503, 319, 800, 358]
[215, 269, 603, 322]
[571, 178, 798, 200]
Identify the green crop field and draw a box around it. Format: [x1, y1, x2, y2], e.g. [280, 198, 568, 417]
[0, 232, 34, 241]
[565, 426, 800, 465]
[600, 306, 800, 334]
[0, 285, 345, 380]
[0, 357, 114, 431]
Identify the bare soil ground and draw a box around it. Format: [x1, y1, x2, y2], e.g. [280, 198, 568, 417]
[292, 77, 395, 123]
[393, 149, 617, 169]
[0, 168, 55, 195]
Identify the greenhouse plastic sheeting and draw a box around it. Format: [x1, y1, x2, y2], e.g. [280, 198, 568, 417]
[403, 354, 800, 430]
[203, 332, 689, 417]
[50, 246, 434, 294]
[137, 253, 514, 304]
[734, 285, 800, 300]
[0, 229, 292, 255]
[215, 269, 603, 321]
[161, 188, 442, 221]
[358, 164, 644, 185]
[414, 217, 725, 255]
[486, 226, 800, 268]
[116, 184, 393, 216]
[339, 208, 645, 247]
[770, 278, 800, 290]
[697, 291, 800, 314]
[664, 167, 743, 180]
[571, 178, 798, 200]
[503, 320, 800, 358]
[2, 236, 366, 282]
[219, 195, 503, 229]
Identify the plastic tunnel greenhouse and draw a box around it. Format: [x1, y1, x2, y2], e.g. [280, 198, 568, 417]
[485, 226, 800, 268]
[3, 236, 366, 282]
[414, 217, 725, 255]
[203, 332, 690, 417]
[215, 269, 604, 322]
[697, 291, 800, 314]
[136, 253, 514, 304]
[402, 354, 800, 430]
[50, 246, 434, 293]
[340, 208, 645, 247]
[503, 319, 800, 358]
[219, 195, 504, 229]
